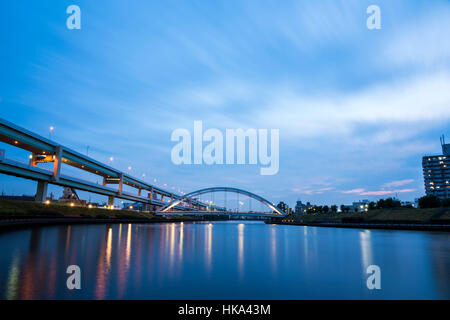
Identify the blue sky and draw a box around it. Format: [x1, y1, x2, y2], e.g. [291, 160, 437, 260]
[1, 0, 450, 207]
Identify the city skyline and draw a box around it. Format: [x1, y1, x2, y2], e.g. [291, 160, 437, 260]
[1, 0, 450, 206]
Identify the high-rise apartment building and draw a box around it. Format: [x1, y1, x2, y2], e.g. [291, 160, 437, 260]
[422, 136, 450, 200]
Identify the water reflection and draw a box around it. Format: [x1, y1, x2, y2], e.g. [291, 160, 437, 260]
[0, 222, 449, 299]
[179, 222, 183, 260]
[126, 224, 131, 267]
[5, 252, 20, 300]
[205, 223, 213, 273]
[270, 227, 277, 273]
[359, 230, 373, 272]
[106, 227, 113, 270]
[237, 223, 244, 278]
[428, 234, 450, 297]
[64, 226, 71, 257]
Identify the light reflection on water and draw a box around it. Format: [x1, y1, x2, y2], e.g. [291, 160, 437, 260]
[0, 221, 449, 299]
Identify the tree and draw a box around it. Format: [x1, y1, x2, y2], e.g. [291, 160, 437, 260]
[368, 201, 376, 210]
[331, 205, 338, 213]
[376, 198, 401, 209]
[323, 205, 329, 213]
[340, 204, 345, 213]
[307, 207, 316, 214]
[418, 195, 441, 209]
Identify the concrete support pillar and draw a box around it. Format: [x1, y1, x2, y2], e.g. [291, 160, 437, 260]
[52, 146, 62, 181]
[108, 196, 115, 207]
[29, 153, 38, 167]
[118, 173, 123, 195]
[35, 181, 48, 203]
[102, 177, 107, 187]
[138, 187, 141, 197]
[149, 187, 153, 202]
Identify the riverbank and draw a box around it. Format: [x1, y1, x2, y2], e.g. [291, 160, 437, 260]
[0, 200, 225, 230]
[270, 220, 450, 231]
[267, 207, 450, 231]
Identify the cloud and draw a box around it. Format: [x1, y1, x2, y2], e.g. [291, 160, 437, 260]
[258, 71, 450, 139]
[381, 5, 450, 69]
[169, 70, 450, 150]
[292, 186, 334, 195]
[341, 188, 365, 194]
[359, 189, 416, 196]
[381, 179, 414, 188]
[341, 186, 416, 196]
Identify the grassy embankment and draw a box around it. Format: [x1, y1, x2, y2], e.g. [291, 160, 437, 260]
[0, 200, 194, 221]
[288, 207, 450, 224]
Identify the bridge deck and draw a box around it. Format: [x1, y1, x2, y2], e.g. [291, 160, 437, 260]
[0, 157, 192, 211]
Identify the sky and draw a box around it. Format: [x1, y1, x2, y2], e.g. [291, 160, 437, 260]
[0, 0, 449, 208]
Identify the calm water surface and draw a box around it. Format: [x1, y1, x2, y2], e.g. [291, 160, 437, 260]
[0, 221, 449, 299]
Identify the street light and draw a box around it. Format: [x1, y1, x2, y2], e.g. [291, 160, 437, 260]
[49, 126, 54, 139]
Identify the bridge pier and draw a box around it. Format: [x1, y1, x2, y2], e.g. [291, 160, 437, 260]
[35, 180, 48, 203]
[108, 196, 115, 207]
[52, 146, 62, 181]
[143, 203, 151, 212]
[29, 153, 38, 167]
[118, 173, 123, 195]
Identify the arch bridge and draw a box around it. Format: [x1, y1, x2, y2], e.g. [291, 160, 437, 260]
[156, 187, 286, 218]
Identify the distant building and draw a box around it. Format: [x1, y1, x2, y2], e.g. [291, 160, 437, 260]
[58, 187, 86, 206]
[277, 201, 289, 214]
[295, 200, 306, 214]
[295, 200, 313, 214]
[401, 201, 414, 208]
[352, 200, 370, 212]
[122, 202, 142, 210]
[422, 136, 450, 200]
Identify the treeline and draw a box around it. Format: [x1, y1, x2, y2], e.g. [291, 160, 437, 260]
[305, 205, 338, 214]
[305, 198, 405, 214]
[418, 195, 450, 208]
[300, 196, 450, 215]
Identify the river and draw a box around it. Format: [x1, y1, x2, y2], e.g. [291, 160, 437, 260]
[0, 221, 448, 299]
